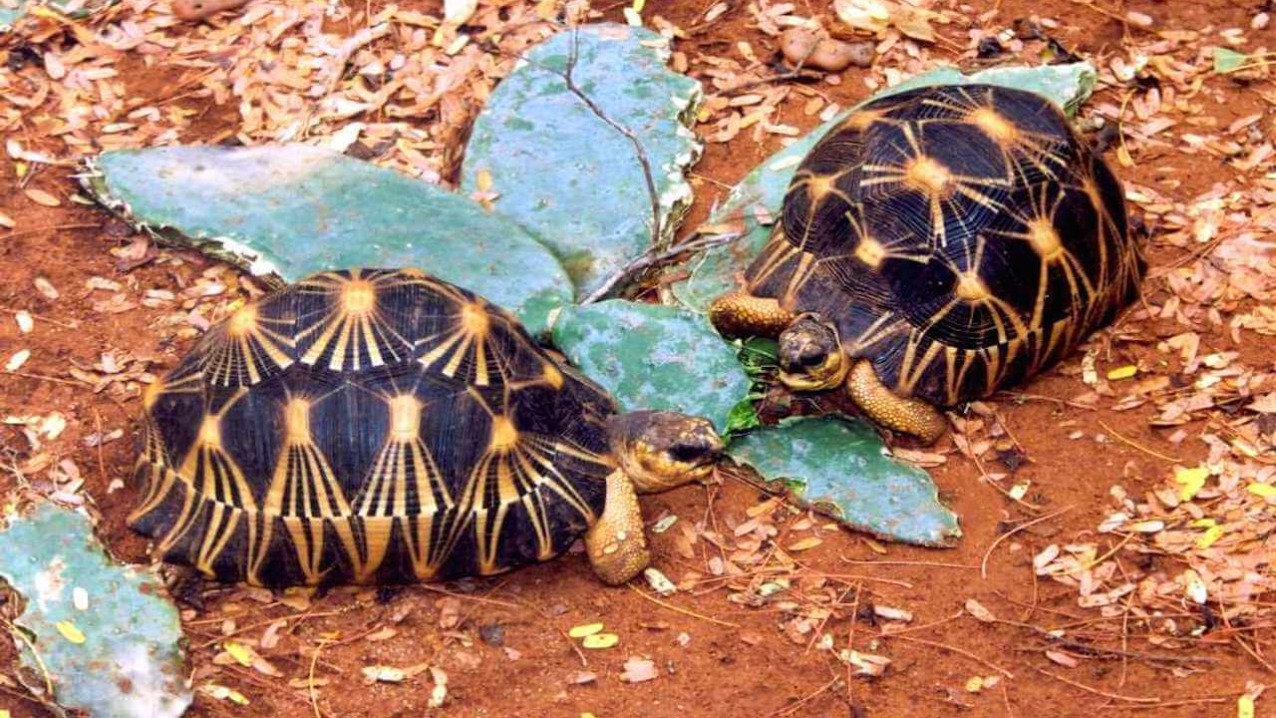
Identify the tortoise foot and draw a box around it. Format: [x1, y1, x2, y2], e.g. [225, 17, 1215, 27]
[708, 291, 796, 339]
[847, 360, 946, 444]
[585, 471, 650, 585]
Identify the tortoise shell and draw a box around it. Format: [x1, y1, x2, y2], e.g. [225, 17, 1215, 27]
[129, 269, 618, 586]
[743, 84, 1144, 406]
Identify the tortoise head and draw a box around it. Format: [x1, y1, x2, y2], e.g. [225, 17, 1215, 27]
[778, 313, 848, 391]
[607, 411, 724, 494]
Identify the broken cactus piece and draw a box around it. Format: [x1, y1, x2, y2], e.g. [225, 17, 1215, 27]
[550, 300, 751, 433]
[0, 501, 192, 718]
[665, 62, 1097, 312]
[727, 416, 960, 546]
[462, 23, 703, 300]
[84, 145, 573, 336]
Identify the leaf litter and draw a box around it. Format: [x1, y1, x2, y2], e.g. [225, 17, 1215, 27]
[1, 0, 1275, 715]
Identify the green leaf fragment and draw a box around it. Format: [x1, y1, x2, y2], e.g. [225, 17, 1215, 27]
[665, 62, 1098, 313]
[550, 300, 750, 432]
[0, 501, 191, 718]
[1213, 47, 1252, 74]
[727, 416, 960, 546]
[461, 23, 703, 299]
[84, 145, 573, 336]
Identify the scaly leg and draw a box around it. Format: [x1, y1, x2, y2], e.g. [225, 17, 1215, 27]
[847, 360, 946, 444]
[708, 291, 797, 338]
[585, 470, 650, 585]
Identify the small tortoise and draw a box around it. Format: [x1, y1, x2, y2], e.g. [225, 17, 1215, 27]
[711, 84, 1144, 442]
[130, 268, 723, 587]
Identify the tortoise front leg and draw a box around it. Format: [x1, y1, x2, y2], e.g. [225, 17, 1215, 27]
[847, 360, 947, 444]
[585, 471, 650, 585]
[708, 291, 797, 338]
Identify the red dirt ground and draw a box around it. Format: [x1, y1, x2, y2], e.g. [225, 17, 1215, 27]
[1, 0, 1273, 717]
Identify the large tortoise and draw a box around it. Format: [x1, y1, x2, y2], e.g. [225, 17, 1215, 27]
[711, 84, 1144, 442]
[130, 268, 723, 586]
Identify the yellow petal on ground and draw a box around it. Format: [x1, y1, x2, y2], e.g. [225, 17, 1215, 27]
[1238, 694, 1255, 718]
[1196, 525, 1225, 549]
[55, 620, 85, 644]
[1174, 465, 1210, 501]
[568, 622, 604, 639]
[1247, 483, 1276, 499]
[223, 641, 256, 667]
[581, 633, 619, 649]
[1106, 365, 1138, 380]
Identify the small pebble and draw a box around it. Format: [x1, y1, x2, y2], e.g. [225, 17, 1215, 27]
[1254, 12, 1270, 30]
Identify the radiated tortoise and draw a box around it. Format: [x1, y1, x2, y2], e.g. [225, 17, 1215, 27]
[130, 268, 723, 586]
[710, 84, 1145, 443]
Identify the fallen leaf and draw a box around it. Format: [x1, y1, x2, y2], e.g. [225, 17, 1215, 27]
[569, 623, 604, 639]
[620, 657, 658, 683]
[786, 537, 823, 552]
[444, 0, 477, 25]
[1045, 650, 1079, 668]
[1174, 466, 1210, 501]
[55, 620, 86, 644]
[964, 598, 997, 623]
[1106, 365, 1138, 380]
[24, 188, 61, 207]
[582, 633, 619, 649]
[5, 350, 31, 372]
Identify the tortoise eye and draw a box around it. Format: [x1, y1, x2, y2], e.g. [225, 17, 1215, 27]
[799, 346, 829, 367]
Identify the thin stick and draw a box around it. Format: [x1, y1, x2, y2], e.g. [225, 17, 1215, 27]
[981, 506, 1074, 579]
[1234, 634, 1276, 674]
[0, 222, 102, 241]
[996, 392, 1098, 410]
[2, 618, 53, 696]
[308, 635, 334, 718]
[763, 677, 839, 718]
[886, 634, 1014, 678]
[626, 584, 741, 627]
[580, 232, 737, 304]
[412, 583, 521, 609]
[839, 556, 978, 570]
[1030, 666, 1159, 703]
[846, 582, 862, 708]
[0, 306, 79, 330]
[2, 369, 80, 386]
[1097, 420, 1181, 463]
[519, 599, 589, 668]
[879, 611, 963, 637]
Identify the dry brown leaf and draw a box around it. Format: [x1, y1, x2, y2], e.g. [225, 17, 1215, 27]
[24, 188, 61, 207]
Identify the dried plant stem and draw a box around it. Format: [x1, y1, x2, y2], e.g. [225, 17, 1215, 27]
[886, 633, 1014, 678]
[626, 584, 741, 627]
[981, 506, 1074, 579]
[1097, 420, 1181, 462]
